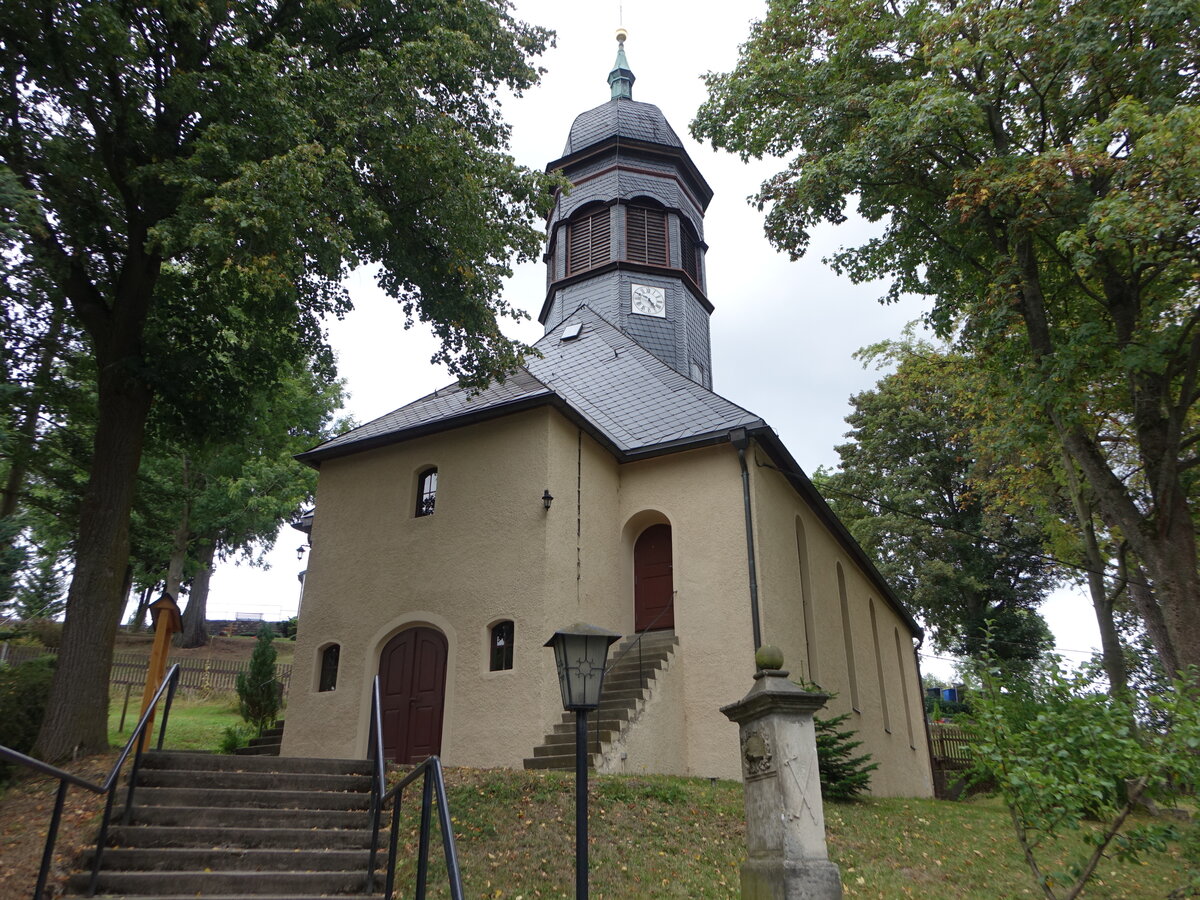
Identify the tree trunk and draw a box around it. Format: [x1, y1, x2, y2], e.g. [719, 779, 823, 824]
[178, 540, 214, 649]
[1014, 238, 1200, 678]
[128, 585, 154, 633]
[1059, 451, 1129, 697]
[33, 372, 153, 760]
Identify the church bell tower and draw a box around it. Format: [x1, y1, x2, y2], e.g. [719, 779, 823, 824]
[539, 32, 716, 389]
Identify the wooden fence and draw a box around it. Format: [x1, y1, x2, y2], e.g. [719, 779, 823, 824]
[1, 643, 292, 697]
[929, 723, 983, 800]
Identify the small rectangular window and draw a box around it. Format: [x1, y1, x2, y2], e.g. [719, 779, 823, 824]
[319, 644, 340, 692]
[490, 620, 514, 671]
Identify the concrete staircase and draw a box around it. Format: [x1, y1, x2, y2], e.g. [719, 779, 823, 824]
[234, 720, 284, 756]
[71, 751, 383, 898]
[523, 629, 678, 771]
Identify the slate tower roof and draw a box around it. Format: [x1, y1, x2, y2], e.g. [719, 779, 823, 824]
[541, 35, 715, 390]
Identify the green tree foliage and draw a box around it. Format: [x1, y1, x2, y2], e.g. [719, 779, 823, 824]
[236, 625, 282, 736]
[12, 551, 66, 620]
[1, 0, 558, 759]
[694, 0, 1200, 678]
[968, 654, 1200, 900]
[817, 340, 1054, 667]
[815, 712, 878, 802]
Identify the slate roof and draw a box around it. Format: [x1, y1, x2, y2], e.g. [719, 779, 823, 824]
[562, 98, 683, 156]
[298, 305, 763, 465]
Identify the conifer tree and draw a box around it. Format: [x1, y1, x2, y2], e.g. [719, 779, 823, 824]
[815, 712, 878, 802]
[236, 626, 281, 736]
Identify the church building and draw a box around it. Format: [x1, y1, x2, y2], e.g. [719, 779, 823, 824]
[282, 38, 934, 797]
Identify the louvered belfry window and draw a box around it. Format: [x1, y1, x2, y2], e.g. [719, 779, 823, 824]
[566, 208, 611, 275]
[680, 228, 701, 284]
[626, 206, 668, 266]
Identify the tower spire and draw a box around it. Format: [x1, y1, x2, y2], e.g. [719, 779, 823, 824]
[608, 27, 634, 100]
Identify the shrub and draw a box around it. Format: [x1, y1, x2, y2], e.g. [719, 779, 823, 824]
[25, 618, 63, 649]
[968, 654, 1200, 900]
[218, 724, 255, 754]
[236, 625, 282, 735]
[0, 656, 56, 781]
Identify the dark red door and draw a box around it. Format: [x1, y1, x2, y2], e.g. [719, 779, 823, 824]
[378, 627, 448, 764]
[634, 524, 674, 631]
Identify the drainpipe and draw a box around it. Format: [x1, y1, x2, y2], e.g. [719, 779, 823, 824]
[730, 428, 762, 655]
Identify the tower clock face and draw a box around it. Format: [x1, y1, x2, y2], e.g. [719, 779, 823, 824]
[631, 284, 666, 318]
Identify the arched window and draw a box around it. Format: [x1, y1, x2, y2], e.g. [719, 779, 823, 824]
[416, 467, 437, 517]
[567, 207, 611, 275]
[895, 628, 916, 749]
[795, 517, 817, 683]
[490, 620, 514, 671]
[837, 563, 860, 712]
[869, 599, 891, 733]
[318, 644, 340, 692]
[625, 205, 668, 266]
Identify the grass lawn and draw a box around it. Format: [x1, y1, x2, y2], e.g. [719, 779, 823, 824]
[106, 690, 252, 752]
[387, 768, 1191, 900]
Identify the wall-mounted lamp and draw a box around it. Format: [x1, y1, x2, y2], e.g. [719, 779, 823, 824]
[542, 489, 554, 511]
[296, 544, 307, 561]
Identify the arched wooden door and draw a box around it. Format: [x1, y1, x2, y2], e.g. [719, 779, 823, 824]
[634, 524, 674, 631]
[378, 627, 447, 764]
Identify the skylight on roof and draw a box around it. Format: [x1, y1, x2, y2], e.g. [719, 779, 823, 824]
[561, 323, 583, 341]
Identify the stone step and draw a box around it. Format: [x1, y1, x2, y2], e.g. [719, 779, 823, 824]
[233, 742, 283, 756]
[73, 870, 374, 896]
[551, 719, 626, 736]
[533, 740, 605, 757]
[129, 786, 369, 811]
[135, 768, 370, 793]
[117, 804, 372, 830]
[83, 847, 374, 873]
[139, 751, 370, 776]
[105, 824, 378, 851]
[540, 729, 618, 747]
[523, 753, 599, 770]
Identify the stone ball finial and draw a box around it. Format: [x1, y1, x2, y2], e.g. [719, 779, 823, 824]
[755, 645, 784, 671]
[616, 26, 628, 44]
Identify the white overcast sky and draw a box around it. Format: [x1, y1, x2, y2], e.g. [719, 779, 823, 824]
[185, 1, 1101, 680]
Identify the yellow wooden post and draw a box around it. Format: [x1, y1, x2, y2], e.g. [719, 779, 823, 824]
[137, 593, 182, 751]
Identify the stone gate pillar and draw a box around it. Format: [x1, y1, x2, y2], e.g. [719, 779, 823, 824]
[720, 648, 842, 900]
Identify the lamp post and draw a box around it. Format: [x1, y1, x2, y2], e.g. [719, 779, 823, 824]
[544, 624, 621, 900]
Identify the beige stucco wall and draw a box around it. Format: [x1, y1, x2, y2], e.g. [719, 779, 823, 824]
[284, 409, 932, 796]
[749, 453, 934, 797]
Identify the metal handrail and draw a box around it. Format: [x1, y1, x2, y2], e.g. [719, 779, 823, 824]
[0, 663, 182, 899]
[366, 676, 464, 900]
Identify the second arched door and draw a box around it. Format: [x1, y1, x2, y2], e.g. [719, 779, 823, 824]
[634, 524, 674, 632]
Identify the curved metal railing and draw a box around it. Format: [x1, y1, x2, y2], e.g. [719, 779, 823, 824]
[0, 662, 182, 899]
[367, 675, 464, 900]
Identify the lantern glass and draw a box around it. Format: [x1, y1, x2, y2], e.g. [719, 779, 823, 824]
[544, 624, 621, 711]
